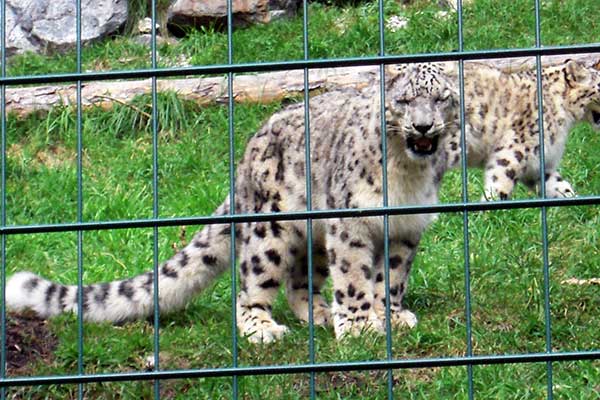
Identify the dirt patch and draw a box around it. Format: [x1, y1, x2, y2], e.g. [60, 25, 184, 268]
[7, 143, 77, 170]
[5, 312, 58, 376]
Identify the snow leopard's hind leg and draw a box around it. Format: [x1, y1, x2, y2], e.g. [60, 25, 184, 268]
[373, 236, 420, 330]
[236, 220, 303, 343]
[285, 238, 331, 327]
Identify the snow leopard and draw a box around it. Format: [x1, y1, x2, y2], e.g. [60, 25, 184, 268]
[6, 63, 460, 342]
[445, 59, 600, 200]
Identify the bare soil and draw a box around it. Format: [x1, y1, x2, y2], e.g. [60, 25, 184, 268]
[5, 312, 57, 376]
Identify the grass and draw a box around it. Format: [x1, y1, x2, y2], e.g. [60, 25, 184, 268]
[3, 0, 600, 398]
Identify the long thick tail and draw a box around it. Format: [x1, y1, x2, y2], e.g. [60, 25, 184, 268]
[6, 198, 235, 323]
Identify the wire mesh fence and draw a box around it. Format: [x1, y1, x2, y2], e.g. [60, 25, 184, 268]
[1, 0, 600, 398]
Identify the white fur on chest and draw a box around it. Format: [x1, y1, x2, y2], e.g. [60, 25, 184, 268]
[385, 160, 438, 239]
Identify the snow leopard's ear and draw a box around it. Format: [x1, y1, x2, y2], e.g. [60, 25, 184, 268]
[564, 59, 591, 88]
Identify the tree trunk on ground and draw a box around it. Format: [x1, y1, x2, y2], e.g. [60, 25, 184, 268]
[4, 53, 599, 118]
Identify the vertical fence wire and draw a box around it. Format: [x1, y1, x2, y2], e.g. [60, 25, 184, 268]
[150, 0, 162, 397]
[75, 0, 85, 397]
[533, 1, 554, 398]
[375, 0, 393, 398]
[226, 0, 239, 396]
[455, 1, 474, 398]
[0, 0, 6, 395]
[301, 0, 316, 397]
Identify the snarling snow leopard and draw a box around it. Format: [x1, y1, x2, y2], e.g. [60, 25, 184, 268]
[6, 63, 460, 342]
[444, 59, 600, 200]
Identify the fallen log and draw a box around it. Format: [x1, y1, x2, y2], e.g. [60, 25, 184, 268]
[4, 53, 599, 118]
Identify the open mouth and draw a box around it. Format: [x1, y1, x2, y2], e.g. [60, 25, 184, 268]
[592, 110, 600, 125]
[406, 135, 439, 156]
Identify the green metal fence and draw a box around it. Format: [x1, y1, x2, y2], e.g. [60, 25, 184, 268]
[1, 0, 600, 398]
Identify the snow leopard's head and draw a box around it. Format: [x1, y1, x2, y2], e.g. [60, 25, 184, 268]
[385, 62, 460, 160]
[562, 60, 600, 131]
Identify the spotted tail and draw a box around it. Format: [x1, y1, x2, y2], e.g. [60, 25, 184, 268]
[5, 198, 235, 323]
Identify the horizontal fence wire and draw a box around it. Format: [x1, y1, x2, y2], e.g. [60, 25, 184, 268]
[1, 44, 600, 86]
[0, 196, 599, 235]
[2, 351, 600, 388]
[1, 0, 600, 396]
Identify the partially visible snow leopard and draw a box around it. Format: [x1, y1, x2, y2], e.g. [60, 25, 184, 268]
[6, 63, 460, 342]
[445, 60, 600, 200]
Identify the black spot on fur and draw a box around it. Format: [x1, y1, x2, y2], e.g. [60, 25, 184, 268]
[340, 259, 351, 274]
[505, 169, 516, 180]
[328, 249, 337, 265]
[58, 285, 69, 311]
[118, 280, 135, 300]
[259, 279, 280, 289]
[347, 283, 356, 298]
[95, 283, 111, 304]
[496, 159, 510, 167]
[270, 221, 283, 237]
[142, 272, 154, 293]
[361, 264, 372, 280]
[334, 290, 345, 305]
[24, 277, 40, 291]
[179, 251, 189, 267]
[161, 263, 178, 279]
[45, 283, 57, 304]
[389, 256, 403, 270]
[265, 249, 282, 266]
[202, 255, 218, 266]
[253, 225, 267, 238]
[514, 150, 524, 162]
[360, 302, 371, 311]
[252, 264, 265, 275]
[349, 240, 366, 248]
[340, 231, 349, 242]
[240, 261, 248, 276]
[375, 273, 383, 283]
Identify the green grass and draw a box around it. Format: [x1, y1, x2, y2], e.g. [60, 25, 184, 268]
[3, 0, 600, 398]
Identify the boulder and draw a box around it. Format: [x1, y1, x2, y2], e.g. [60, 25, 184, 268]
[4, 0, 128, 57]
[167, 0, 300, 34]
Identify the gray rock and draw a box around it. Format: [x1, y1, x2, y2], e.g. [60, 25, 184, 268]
[4, 0, 128, 57]
[167, 0, 300, 34]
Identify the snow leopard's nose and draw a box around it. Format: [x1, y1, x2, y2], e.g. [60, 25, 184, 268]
[413, 123, 433, 134]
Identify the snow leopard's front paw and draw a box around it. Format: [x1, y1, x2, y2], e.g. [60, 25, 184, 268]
[243, 320, 290, 344]
[389, 309, 418, 329]
[238, 306, 289, 343]
[333, 312, 384, 339]
[481, 186, 510, 202]
[545, 179, 576, 198]
[376, 307, 418, 330]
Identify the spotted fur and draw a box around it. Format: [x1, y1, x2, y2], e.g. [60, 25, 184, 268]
[445, 60, 600, 200]
[6, 63, 460, 342]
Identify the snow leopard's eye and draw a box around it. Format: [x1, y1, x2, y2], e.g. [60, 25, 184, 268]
[436, 90, 451, 103]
